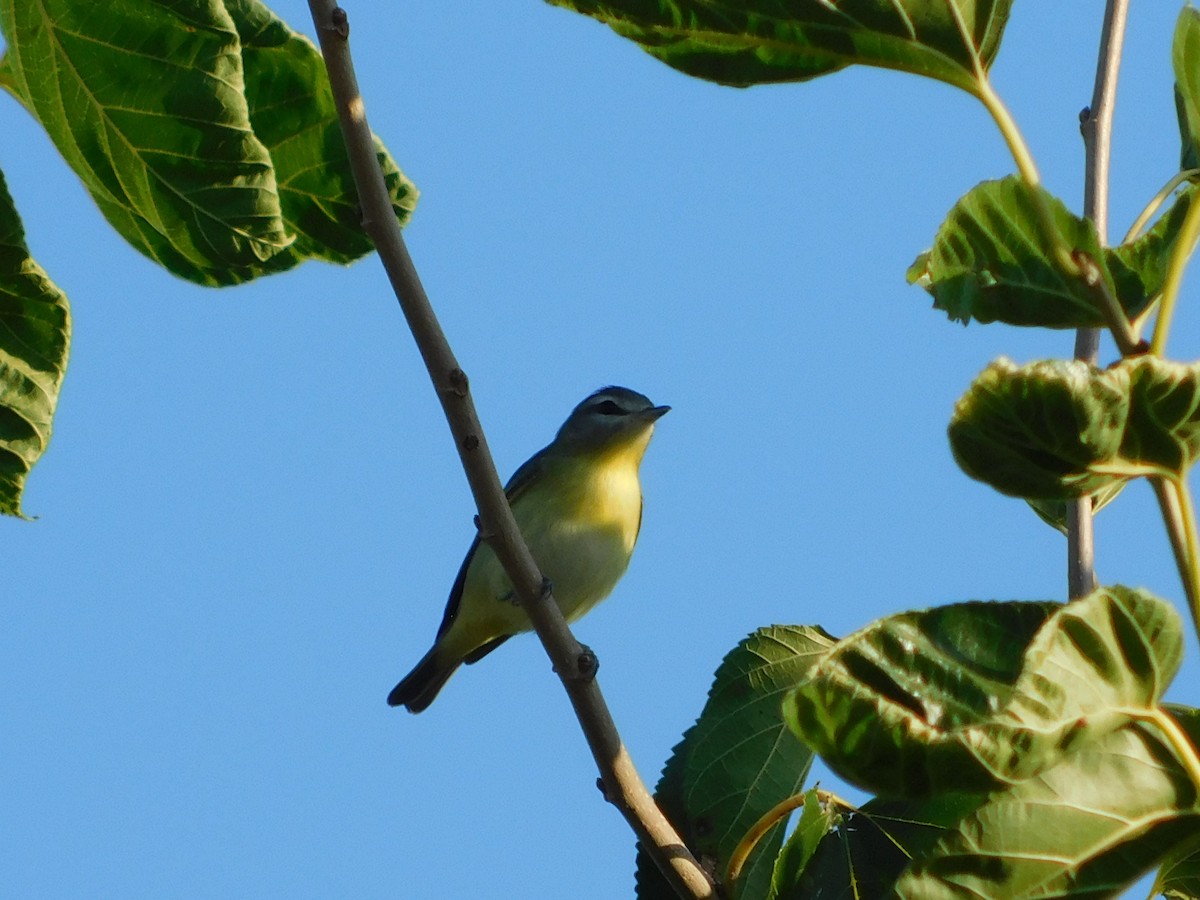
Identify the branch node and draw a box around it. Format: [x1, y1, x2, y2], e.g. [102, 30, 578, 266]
[1078, 105, 1091, 132]
[461, 433, 479, 452]
[574, 645, 600, 682]
[328, 6, 349, 39]
[448, 367, 469, 397]
[539, 576, 554, 602]
[595, 777, 612, 804]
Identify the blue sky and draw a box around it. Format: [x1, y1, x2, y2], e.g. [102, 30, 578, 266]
[2, 3, 1196, 897]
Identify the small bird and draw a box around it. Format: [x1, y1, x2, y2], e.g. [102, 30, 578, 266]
[388, 386, 669, 713]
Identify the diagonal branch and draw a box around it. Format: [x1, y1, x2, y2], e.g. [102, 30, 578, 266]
[1070, 0, 1129, 599]
[304, 3, 715, 898]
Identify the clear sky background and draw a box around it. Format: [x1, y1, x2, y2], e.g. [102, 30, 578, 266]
[3, 3, 1197, 898]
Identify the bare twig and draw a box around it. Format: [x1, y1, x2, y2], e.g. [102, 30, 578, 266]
[1070, 0, 1129, 599]
[304, 4, 715, 898]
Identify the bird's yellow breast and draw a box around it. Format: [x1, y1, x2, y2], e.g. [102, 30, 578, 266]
[459, 430, 652, 637]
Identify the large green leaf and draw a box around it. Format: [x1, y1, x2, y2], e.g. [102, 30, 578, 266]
[545, 0, 1013, 95]
[0, 169, 70, 517]
[908, 177, 1184, 328]
[774, 792, 984, 899]
[225, 0, 416, 266]
[782, 588, 1181, 798]
[951, 356, 1200, 500]
[0, 0, 415, 286]
[0, 1, 290, 283]
[948, 358, 1128, 499]
[635, 626, 834, 900]
[893, 723, 1200, 898]
[1175, 6, 1200, 172]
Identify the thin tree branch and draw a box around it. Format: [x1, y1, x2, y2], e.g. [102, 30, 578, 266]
[1070, 0, 1129, 599]
[304, 4, 715, 898]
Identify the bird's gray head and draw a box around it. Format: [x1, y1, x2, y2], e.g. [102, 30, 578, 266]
[554, 386, 670, 451]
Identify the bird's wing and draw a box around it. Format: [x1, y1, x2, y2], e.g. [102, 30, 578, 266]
[432, 445, 551, 640]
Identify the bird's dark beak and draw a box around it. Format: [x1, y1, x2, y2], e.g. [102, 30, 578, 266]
[645, 405, 671, 421]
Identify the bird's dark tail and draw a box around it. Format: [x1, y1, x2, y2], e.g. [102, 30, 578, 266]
[387, 647, 459, 713]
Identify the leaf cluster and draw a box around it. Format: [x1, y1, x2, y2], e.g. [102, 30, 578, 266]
[540, 2, 1200, 898]
[0, 0, 416, 514]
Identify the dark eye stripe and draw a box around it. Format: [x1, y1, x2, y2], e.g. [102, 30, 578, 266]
[594, 399, 624, 415]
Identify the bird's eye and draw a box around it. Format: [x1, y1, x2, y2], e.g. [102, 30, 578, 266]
[594, 399, 624, 415]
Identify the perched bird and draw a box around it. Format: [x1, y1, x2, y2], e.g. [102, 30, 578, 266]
[388, 386, 669, 713]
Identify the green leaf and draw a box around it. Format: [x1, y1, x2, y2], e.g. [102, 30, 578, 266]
[0, 0, 290, 284]
[0, 168, 70, 517]
[1174, 6, 1200, 172]
[0, 0, 416, 286]
[225, 0, 417, 267]
[948, 358, 1128, 499]
[775, 792, 983, 899]
[1119, 355, 1200, 474]
[1025, 480, 1126, 536]
[766, 789, 837, 900]
[635, 626, 835, 900]
[951, 356, 1200, 500]
[1156, 833, 1200, 900]
[783, 587, 1182, 798]
[893, 723, 1200, 899]
[545, 0, 1014, 95]
[1109, 183, 1199, 318]
[908, 177, 1170, 328]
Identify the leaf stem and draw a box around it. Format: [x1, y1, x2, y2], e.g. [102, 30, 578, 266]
[724, 791, 813, 889]
[1150, 186, 1200, 356]
[1151, 476, 1200, 639]
[304, 4, 715, 898]
[1122, 169, 1200, 244]
[1144, 707, 1200, 792]
[1173, 475, 1200, 630]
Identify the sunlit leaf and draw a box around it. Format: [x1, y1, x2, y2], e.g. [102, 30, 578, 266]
[1119, 355, 1200, 473]
[894, 723, 1200, 898]
[0, 169, 70, 517]
[1174, 6, 1200, 172]
[908, 177, 1178, 329]
[948, 358, 1127, 499]
[635, 626, 834, 900]
[783, 588, 1181, 797]
[545, 0, 1013, 94]
[0, 0, 416, 285]
[225, 0, 417, 266]
[0, 0, 290, 284]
